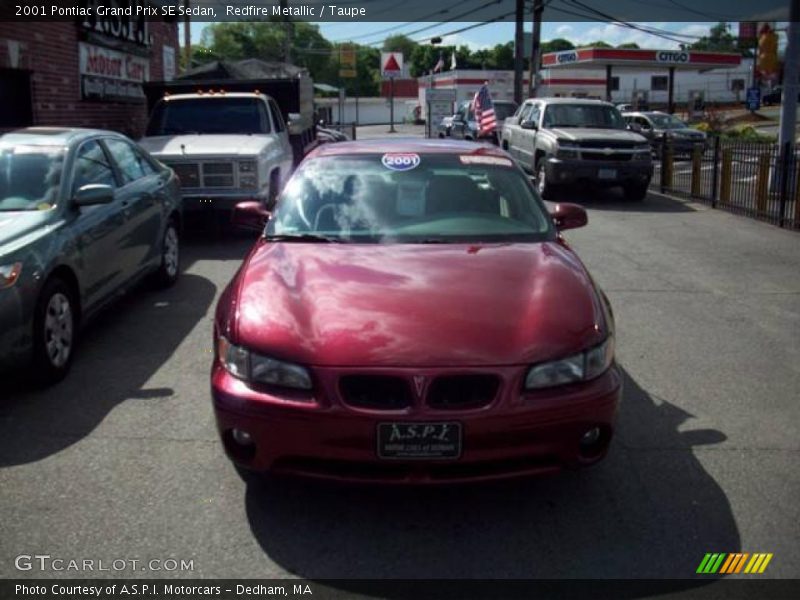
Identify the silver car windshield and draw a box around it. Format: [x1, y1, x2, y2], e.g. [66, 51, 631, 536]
[543, 104, 626, 129]
[0, 144, 65, 211]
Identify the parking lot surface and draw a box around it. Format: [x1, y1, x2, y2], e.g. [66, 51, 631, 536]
[1, 188, 798, 586]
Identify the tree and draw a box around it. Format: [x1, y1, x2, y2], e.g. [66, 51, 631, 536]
[690, 22, 739, 53]
[382, 34, 418, 61]
[540, 38, 575, 53]
[617, 42, 640, 49]
[578, 40, 612, 48]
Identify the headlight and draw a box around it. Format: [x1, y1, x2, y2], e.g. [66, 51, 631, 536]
[239, 174, 258, 189]
[525, 336, 614, 390]
[633, 145, 652, 160]
[238, 160, 257, 173]
[0, 262, 23, 289]
[555, 144, 580, 160]
[217, 335, 312, 390]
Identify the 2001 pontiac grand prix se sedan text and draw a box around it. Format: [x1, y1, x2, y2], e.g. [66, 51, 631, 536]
[212, 139, 621, 484]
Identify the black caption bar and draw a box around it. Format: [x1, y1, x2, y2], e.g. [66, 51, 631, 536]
[3, 580, 800, 600]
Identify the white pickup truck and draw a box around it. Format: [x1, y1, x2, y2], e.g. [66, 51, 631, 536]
[139, 91, 294, 213]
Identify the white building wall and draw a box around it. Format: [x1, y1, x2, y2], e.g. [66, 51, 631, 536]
[315, 97, 418, 125]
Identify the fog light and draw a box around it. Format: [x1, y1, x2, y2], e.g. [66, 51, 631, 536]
[581, 427, 601, 446]
[232, 428, 253, 446]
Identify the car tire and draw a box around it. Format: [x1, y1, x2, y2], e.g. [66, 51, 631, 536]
[32, 277, 77, 385]
[153, 219, 180, 288]
[624, 182, 649, 202]
[536, 160, 558, 200]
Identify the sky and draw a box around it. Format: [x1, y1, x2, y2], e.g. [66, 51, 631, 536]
[185, 21, 721, 51]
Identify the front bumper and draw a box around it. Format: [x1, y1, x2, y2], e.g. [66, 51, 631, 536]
[0, 281, 36, 370]
[545, 157, 652, 187]
[211, 363, 622, 484]
[180, 190, 268, 212]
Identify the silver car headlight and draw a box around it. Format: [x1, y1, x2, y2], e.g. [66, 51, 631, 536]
[238, 160, 257, 173]
[217, 335, 312, 390]
[239, 174, 258, 189]
[556, 144, 580, 160]
[525, 336, 614, 390]
[633, 145, 652, 160]
[0, 262, 23, 289]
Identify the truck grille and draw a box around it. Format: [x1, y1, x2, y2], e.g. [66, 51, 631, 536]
[427, 374, 500, 409]
[581, 151, 632, 161]
[579, 141, 635, 149]
[340, 375, 413, 409]
[165, 161, 234, 188]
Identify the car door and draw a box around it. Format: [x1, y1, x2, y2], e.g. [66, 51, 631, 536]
[68, 138, 125, 309]
[451, 103, 469, 139]
[267, 98, 294, 188]
[517, 103, 541, 167]
[509, 102, 532, 160]
[102, 137, 163, 282]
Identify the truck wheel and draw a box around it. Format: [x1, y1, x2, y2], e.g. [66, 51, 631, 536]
[33, 277, 77, 384]
[536, 160, 558, 200]
[624, 182, 649, 202]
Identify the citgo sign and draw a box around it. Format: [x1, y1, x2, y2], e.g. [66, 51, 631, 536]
[656, 51, 690, 64]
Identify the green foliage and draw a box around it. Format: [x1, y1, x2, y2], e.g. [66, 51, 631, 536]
[540, 38, 575, 53]
[617, 43, 640, 49]
[578, 41, 612, 48]
[690, 21, 752, 56]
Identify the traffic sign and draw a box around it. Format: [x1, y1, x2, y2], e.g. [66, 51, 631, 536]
[746, 86, 761, 111]
[381, 52, 403, 78]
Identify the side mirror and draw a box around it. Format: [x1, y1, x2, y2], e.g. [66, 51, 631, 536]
[550, 202, 587, 231]
[232, 201, 270, 231]
[521, 119, 537, 130]
[73, 184, 114, 207]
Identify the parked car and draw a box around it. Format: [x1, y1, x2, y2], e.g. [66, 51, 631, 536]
[0, 128, 182, 383]
[212, 139, 621, 484]
[615, 103, 634, 112]
[622, 111, 707, 157]
[450, 100, 519, 144]
[437, 114, 456, 138]
[139, 91, 294, 213]
[760, 86, 800, 106]
[316, 121, 349, 144]
[502, 98, 653, 200]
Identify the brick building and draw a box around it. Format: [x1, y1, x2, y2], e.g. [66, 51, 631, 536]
[0, 6, 178, 137]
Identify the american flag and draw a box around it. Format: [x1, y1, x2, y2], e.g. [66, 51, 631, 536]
[472, 84, 496, 136]
[433, 53, 445, 73]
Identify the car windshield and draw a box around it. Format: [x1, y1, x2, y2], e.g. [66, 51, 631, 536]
[543, 104, 626, 129]
[0, 144, 65, 211]
[648, 114, 688, 129]
[267, 153, 554, 243]
[146, 97, 270, 135]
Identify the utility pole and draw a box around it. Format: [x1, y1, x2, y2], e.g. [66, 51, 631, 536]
[778, 1, 799, 151]
[280, 0, 292, 64]
[527, 0, 544, 98]
[183, 0, 191, 72]
[514, 0, 524, 104]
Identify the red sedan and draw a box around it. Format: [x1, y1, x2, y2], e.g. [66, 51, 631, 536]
[212, 139, 621, 484]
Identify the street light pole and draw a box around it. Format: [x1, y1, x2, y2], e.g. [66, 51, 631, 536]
[527, 0, 543, 98]
[514, 0, 524, 104]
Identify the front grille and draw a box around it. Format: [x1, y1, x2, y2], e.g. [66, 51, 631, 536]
[339, 375, 412, 409]
[581, 152, 632, 161]
[579, 141, 635, 149]
[427, 374, 500, 409]
[169, 163, 200, 187]
[202, 162, 234, 188]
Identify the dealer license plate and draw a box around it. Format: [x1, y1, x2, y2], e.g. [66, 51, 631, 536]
[598, 168, 617, 179]
[377, 422, 462, 459]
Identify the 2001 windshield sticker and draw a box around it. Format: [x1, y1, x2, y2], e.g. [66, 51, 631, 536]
[382, 153, 420, 171]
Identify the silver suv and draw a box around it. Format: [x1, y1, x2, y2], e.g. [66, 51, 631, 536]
[502, 98, 653, 201]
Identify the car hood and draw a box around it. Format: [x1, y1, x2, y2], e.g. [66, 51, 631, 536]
[0, 210, 58, 255]
[550, 128, 647, 144]
[138, 134, 275, 158]
[232, 241, 607, 367]
[660, 128, 706, 138]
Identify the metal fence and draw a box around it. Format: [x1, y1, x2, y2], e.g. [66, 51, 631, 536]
[650, 137, 800, 230]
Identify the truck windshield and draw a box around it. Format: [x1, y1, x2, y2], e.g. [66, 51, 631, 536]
[146, 98, 271, 135]
[543, 104, 626, 129]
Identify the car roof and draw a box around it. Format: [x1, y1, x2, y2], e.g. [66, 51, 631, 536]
[527, 97, 613, 106]
[0, 127, 123, 146]
[160, 92, 265, 101]
[309, 138, 509, 158]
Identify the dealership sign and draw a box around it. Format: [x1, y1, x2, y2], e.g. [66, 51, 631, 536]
[555, 50, 579, 64]
[79, 42, 149, 101]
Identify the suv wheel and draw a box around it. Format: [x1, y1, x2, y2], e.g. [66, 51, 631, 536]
[33, 278, 77, 384]
[536, 160, 558, 199]
[624, 182, 649, 202]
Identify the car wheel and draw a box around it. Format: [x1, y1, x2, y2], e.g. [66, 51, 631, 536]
[624, 182, 649, 202]
[153, 219, 180, 288]
[536, 160, 557, 200]
[33, 278, 77, 384]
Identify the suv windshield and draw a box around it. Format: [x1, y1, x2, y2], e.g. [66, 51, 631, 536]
[268, 154, 554, 243]
[494, 102, 518, 120]
[146, 97, 270, 135]
[648, 114, 688, 129]
[0, 144, 64, 211]
[543, 104, 626, 129]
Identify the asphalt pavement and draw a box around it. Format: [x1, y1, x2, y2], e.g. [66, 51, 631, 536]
[1, 181, 799, 589]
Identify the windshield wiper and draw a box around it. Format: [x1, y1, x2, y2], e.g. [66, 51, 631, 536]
[263, 233, 341, 243]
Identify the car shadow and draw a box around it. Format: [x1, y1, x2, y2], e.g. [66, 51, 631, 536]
[547, 185, 697, 213]
[0, 273, 216, 467]
[243, 368, 738, 591]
